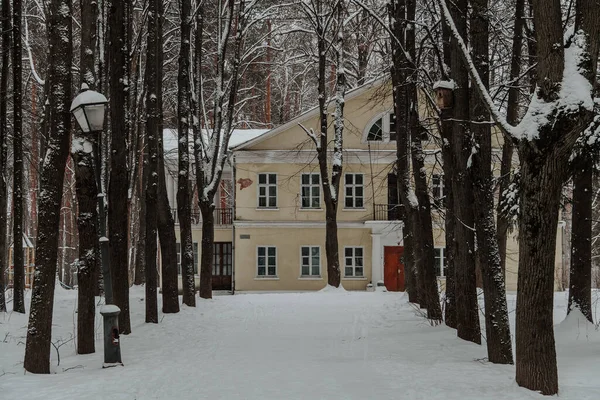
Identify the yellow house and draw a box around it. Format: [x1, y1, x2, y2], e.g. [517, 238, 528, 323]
[164, 79, 565, 293]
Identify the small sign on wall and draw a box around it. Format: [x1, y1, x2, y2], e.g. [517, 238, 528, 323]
[240, 234, 250, 239]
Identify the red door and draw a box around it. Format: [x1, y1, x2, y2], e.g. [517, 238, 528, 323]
[384, 246, 405, 291]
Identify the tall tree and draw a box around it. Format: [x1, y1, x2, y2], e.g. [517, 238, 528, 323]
[177, 0, 196, 307]
[298, 0, 345, 289]
[0, 0, 10, 314]
[156, 0, 180, 314]
[469, 0, 513, 364]
[192, 0, 258, 298]
[12, 0, 25, 314]
[438, 0, 600, 393]
[144, 0, 159, 323]
[108, 0, 132, 334]
[72, 0, 99, 355]
[446, 0, 481, 344]
[24, 0, 73, 374]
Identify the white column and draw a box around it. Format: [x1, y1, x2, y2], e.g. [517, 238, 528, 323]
[371, 233, 382, 285]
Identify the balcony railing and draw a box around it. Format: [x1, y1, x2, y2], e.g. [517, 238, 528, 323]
[373, 204, 404, 221]
[172, 207, 233, 226]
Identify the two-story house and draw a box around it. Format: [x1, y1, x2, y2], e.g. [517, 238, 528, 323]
[165, 79, 565, 293]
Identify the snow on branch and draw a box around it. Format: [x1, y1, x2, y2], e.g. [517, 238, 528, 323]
[299, 123, 322, 149]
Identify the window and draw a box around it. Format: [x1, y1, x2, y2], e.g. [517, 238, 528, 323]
[365, 113, 396, 142]
[344, 247, 364, 277]
[176, 242, 199, 275]
[344, 174, 364, 208]
[301, 246, 320, 277]
[434, 247, 446, 277]
[432, 174, 444, 207]
[258, 173, 277, 208]
[301, 173, 321, 208]
[257, 246, 277, 277]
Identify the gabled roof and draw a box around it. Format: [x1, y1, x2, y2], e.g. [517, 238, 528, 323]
[230, 77, 388, 151]
[163, 128, 270, 157]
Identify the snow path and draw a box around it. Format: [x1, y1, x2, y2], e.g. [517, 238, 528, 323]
[1, 288, 599, 399]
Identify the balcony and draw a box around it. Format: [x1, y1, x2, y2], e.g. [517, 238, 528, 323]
[171, 207, 233, 226]
[373, 204, 404, 221]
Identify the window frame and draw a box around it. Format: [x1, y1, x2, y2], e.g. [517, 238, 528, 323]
[257, 173, 278, 209]
[434, 247, 446, 277]
[300, 173, 321, 209]
[299, 245, 321, 278]
[344, 246, 365, 278]
[432, 174, 445, 208]
[344, 173, 365, 209]
[256, 246, 278, 278]
[364, 112, 397, 143]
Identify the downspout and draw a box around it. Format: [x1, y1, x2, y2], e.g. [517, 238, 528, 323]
[231, 153, 236, 295]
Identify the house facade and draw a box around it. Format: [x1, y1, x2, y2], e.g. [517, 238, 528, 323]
[164, 79, 565, 293]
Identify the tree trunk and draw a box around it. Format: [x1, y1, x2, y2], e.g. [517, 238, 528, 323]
[72, 0, 99, 355]
[178, 0, 196, 307]
[389, 0, 421, 304]
[108, 0, 131, 334]
[448, 0, 481, 345]
[199, 202, 214, 299]
[12, 0, 25, 314]
[0, 0, 10, 313]
[144, 0, 159, 324]
[469, 0, 513, 364]
[497, 0, 525, 274]
[568, 162, 593, 322]
[134, 152, 147, 286]
[23, 0, 72, 374]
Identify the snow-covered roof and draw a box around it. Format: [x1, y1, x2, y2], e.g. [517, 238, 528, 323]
[162, 128, 269, 157]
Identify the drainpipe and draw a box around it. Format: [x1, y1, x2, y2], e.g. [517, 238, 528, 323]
[231, 154, 236, 295]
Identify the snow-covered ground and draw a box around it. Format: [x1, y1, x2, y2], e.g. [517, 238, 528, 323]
[1, 287, 599, 400]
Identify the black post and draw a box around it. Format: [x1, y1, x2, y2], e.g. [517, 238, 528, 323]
[94, 135, 113, 304]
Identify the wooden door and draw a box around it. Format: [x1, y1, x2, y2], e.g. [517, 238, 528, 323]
[212, 242, 232, 290]
[384, 246, 405, 291]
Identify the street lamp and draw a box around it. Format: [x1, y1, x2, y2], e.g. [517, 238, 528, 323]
[71, 84, 122, 367]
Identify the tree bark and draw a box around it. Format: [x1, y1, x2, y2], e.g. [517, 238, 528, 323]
[177, 0, 196, 307]
[144, 0, 159, 324]
[389, 0, 420, 304]
[23, 0, 73, 373]
[12, 0, 25, 314]
[497, 0, 525, 274]
[134, 148, 147, 286]
[469, 0, 513, 364]
[73, 0, 99, 355]
[515, 0, 599, 394]
[447, 0, 481, 345]
[108, 0, 131, 334]
[568, 161, 593, 322]
[199, 202, 214, 299]
[0, 0, 10, 313]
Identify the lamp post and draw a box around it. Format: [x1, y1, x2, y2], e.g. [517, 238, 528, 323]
[71, 84, 122, 367]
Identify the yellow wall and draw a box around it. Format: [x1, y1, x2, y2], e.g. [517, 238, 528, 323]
[234, 227, 372, 291]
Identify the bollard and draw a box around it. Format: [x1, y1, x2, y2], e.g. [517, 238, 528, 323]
[100, 305, 124, 368]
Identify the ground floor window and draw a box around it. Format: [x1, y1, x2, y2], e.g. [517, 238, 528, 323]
[257, 246, 277, 277]
[344, 247, 364, 277]
[301, 246, 320, 277]
[434, 247, 446, 277]
[176, 242, 199, 275]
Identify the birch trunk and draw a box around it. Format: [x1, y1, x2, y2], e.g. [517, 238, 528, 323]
[0, 0, 10, 313]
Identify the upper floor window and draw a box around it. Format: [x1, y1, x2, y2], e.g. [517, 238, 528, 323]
[301, 246, 321, 277]
[434, 247, 446, 277]
[432, 174, 444, 207]
[345, 173, 364, 209]
[257, 246, 277, 277]
[344, 247, 364, 277]
[258, 173, 277, 208]
[365, 113, 397, 142]
[301, 173, 321, 208]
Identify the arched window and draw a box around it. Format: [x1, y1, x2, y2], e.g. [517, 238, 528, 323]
[365, 112, 396, 142]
